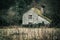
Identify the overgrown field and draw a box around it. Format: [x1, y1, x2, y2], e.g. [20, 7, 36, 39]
[0, 26, 60, 40]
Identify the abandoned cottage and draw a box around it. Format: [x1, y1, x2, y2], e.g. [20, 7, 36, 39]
[22, 7, 51, 26]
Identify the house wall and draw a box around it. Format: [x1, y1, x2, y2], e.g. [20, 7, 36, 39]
[22, 8, 38, 25]
[22, 8, 50, 25]
[38, 16, 50, 24]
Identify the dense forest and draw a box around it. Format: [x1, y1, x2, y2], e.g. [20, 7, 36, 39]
[0, 0, 60, 27]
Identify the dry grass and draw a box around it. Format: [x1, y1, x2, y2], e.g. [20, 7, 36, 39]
[0, 26, 60, 40]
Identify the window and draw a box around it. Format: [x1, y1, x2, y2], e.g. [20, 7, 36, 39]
[28, 15, 32, 19]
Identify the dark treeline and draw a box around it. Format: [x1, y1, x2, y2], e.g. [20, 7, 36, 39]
[0, 0, 33, 26]
[0, 0, 60, 27]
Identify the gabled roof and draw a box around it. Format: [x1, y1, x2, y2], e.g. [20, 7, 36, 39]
[31, 7, 52, 22]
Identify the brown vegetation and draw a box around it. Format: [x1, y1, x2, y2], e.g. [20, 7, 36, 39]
[0, 26, 60, 40]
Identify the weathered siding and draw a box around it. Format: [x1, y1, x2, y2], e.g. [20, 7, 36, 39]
[22, 8, 50, 25]
[22, 8, 38, 24]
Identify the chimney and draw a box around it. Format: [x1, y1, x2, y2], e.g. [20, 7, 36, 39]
[41, 4, 45, 14]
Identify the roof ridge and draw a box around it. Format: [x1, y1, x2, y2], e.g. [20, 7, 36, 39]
[32, 7, 52, 22]
[39, 15, 52, 22]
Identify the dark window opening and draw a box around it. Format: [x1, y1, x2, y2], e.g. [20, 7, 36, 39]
[28, 15, 32, 19]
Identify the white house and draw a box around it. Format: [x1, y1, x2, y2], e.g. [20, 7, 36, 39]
[22, 7, 51, 25]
